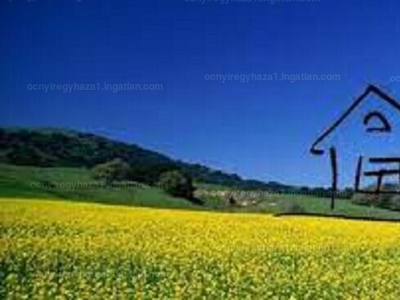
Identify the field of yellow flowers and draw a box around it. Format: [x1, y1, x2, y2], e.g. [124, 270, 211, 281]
[2, 198, 400, 299]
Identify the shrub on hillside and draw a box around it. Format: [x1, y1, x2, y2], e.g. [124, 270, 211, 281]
[92, 158, 130, 184]
[158, 170, 195, 200]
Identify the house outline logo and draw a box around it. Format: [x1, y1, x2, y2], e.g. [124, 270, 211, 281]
[310, 84, 400, 210]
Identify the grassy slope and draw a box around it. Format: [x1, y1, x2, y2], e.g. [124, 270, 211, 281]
[2, 164, 400, 219]
[0, 164, 196, 209]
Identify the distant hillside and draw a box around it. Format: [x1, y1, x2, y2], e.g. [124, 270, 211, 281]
[0, 128, 291, 191]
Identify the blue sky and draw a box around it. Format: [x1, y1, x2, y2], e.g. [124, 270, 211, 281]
[2, 0, 400, 187]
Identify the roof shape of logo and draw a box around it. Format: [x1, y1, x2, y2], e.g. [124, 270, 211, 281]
[310, 84, 400, 155]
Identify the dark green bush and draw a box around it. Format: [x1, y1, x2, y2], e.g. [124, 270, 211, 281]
[158, 170, 195, 200]
[92, 158, 130, 184]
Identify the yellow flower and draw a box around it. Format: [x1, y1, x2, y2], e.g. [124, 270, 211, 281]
[2, 198, 400, 299]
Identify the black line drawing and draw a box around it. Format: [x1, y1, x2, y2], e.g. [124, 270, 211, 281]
[363, 111, 392, 133]
[310, 84, 400, 210]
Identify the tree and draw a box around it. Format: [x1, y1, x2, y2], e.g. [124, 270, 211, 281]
[158, 170, 195, 199]
[341, 188, 354, 199]
[92, 158, 130, 184]
[228, 196, 237, 206]
[299, 186, 310, 195]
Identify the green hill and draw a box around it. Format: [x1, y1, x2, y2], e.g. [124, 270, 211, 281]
[0, 127, 290, 191]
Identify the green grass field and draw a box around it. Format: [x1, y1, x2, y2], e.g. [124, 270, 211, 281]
[2, 164, 400, 220]
[0, 164, 196, 209]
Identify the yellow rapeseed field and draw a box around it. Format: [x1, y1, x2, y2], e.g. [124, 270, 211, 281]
[1, 199, 400, 299]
